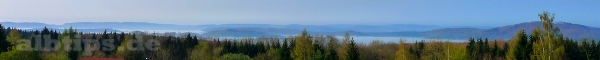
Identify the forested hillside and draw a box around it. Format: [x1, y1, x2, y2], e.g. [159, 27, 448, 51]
[0, 12, 599, 60]
[402, 21, 600, 40]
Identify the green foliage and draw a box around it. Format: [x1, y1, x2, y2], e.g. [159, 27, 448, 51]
[448, 41, 470, 60]
[44, 52, 70, 60]
[506, 30, 531, 60]
[0, 24, 11, 53]
[491, 40, 500, 59]
[310, 50, 325, 60]
[337, 32, 352, 60]
[60, 27, 81, 60]
[115, 35, 130, 57]
[325, 36, 339, 60]
[254, 48, 281, 60]
[291, 29, 314, 60]
[280, 39, 292, 60]
[395, 40, 412, 60]
[346, 39, 359, 60]
[7, 29, 21, 45]
[0, 50, 42, 60]
[398, 40, 472, 60]
[466, 38, 475, 59]
[188, 41, 222, 60]
[222, 53, 253, 60]
[149, 48, 173, 60]
[359, 40, 397, 60]
[310, 39, 325, 60]
[532, 11, 566, 60]
[466, 37, 506, 60]
[1, 12, 597, 60]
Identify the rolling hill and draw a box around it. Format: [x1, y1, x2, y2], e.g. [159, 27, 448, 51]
[196, 21, 600, 40]
[1, 21, 597, 40]
[421, 21, 600, 40]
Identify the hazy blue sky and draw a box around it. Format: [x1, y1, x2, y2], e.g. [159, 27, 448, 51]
[0, 0, 598, 27]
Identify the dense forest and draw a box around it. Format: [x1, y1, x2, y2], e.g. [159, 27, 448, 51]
[0, 12, 599, 60]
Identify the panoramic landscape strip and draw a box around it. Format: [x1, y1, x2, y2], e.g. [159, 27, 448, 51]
[0, 12, 598, 60]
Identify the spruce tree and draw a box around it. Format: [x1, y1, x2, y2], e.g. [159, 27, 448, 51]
[346, 38, 359, 60]
[476, 38, 483, 59]
[325, 36, 338, 60]
[311, 40, 324, 60]
[291, 29, 313, 60]
[595, 40, 600, 59]
[483, 38, 489, 57]
[492, 40, 499, 58]
[466, 37, 475, 59]
[502, 42, 508, 58]
[281, 39, 292, 60]
[507, 30, 528, 60]
[0, 24, 10, 53]
[588, 40, 600, 60]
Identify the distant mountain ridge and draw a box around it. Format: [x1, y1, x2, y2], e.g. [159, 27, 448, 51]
[200, 21, 600, 40]
[1, 22, 487, 32]
[421, 21, 600, 40]
[2, 21, 597, 40]
[486, 21, 600, 39]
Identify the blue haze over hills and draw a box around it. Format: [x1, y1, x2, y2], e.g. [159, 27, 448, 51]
[1, 21, 598, 40]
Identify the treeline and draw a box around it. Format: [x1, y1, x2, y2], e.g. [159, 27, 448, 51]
[394, 11, 600, 60]
[0, 11, 599, 60]
[0, 24, 371, 60]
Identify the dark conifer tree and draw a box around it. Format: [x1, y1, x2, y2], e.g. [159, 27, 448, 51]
[564, 39, 583, 60]
[0, 24, 10, 53]
[502, 42, 508, 57]
[346, 38, 359, 60]
[466, 37, 476, 59]
[514, 30, 530, 60]
[311, 40, 324, 59]
[476, 38, 483, 59]
[595, 40, 600, 59]
[325, 37, 338, 60]
[492, 40, 499, 58]
[118, 32, 125, 46]
[192, 35, 198, 46]
[281, 39, 292, 60]
[185, 33, 193, 49]
[111, 32, 118, 51]
[483, 38, 489, 55]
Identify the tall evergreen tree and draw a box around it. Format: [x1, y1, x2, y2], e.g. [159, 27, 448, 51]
[0, 24, 10, 53]
[507, 30, 529, 60]
[589, 40, 597, 60]
[475, 38, 484, 59]
[325, 36, 338, 60]
[492, 40, 499, 59]
[281, 39, 292, 60]
[466, 37, 476, 59]
[483, 38, 490, 59]
[595, 40, 600, 59]
[346, 38, 359, 60]
[336, 31, 353, 60]
[64, 27, 81, 60]
[291, 29, 313, 60]
[311, 40, 325, 60]
[563, 39, 583, 60]
[502, 42, 508, 58]
[395, 39, 413, 60]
